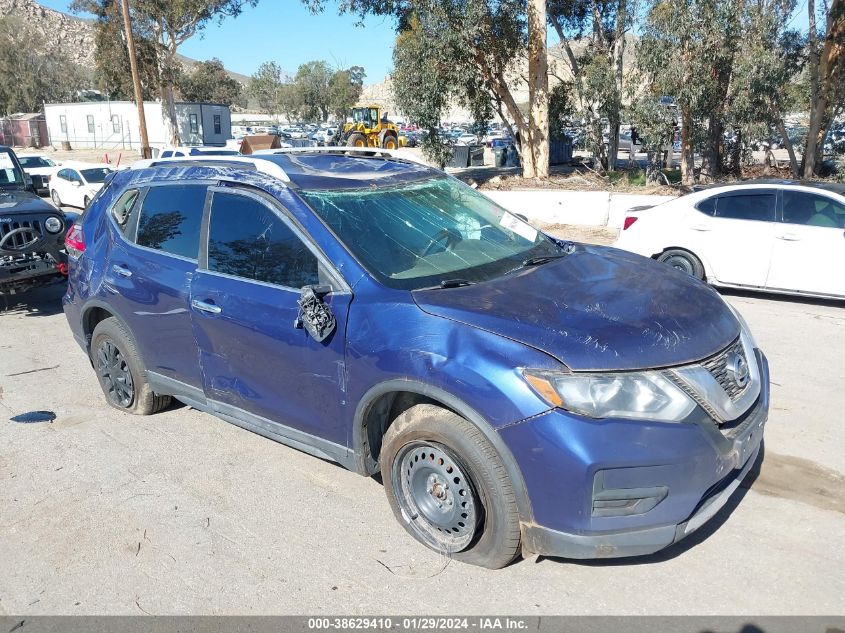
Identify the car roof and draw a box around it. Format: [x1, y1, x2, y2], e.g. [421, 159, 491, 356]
[132, 148, 438, 191]
[692, 179, 845, 196]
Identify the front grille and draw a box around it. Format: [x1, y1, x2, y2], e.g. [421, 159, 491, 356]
[701, 337, 748, 401]
[0, 219, 44, 251]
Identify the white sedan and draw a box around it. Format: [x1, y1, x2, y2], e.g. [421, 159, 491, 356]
[49, 163, 114, 209]
[614, 181, 845, 300]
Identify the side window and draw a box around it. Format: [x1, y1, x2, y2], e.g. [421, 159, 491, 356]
[111, 188, 140, 233]
[207, 191, 319, 288]
[213, 114, 222, 135]
[57, 168, 69, 180]
[715, 193, 775, 222]
[69, 170, 82, 183]
[160, 151, 172, 158]
[695, 196, 717, 216]
[189, 114, 199, 134]
[136, 184, 207, 259]
[782, 191, 845, 228]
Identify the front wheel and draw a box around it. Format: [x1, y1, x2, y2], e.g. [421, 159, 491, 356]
[657, 248, 705, 280]
[83, 196, 91, 208]
[51, 189, 62, 207]
[380, 404, 521, 569]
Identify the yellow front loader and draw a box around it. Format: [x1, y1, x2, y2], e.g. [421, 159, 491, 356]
[335, 106, 402, 149]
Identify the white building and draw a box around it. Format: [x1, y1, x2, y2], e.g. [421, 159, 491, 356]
[43, 101, 232, 150]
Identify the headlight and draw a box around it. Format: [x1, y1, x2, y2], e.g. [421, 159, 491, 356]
[44, 216, 63, 233]
[523, 369, 696, 422]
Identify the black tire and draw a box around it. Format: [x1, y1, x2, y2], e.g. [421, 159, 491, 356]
[382, 134, 398, 150]
[657, 248, 705, 280]
[51, 189, 61, 207]
[347, 132, 367, 148]
[380, 403, 521, 569]
[90, 317, 171, 415]
[83, 196, 91, 208]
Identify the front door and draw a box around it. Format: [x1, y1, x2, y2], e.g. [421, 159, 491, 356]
[766, 189, 845, 297]
[190, 187, 351, 446]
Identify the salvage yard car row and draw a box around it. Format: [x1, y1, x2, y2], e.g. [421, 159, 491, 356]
[0, 143, 840, 572]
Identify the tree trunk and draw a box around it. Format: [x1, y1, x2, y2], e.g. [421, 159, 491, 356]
[701, 116, 723, 181]
[680, 105, 695, 185]
[803, 0, 822, 177]
[526, 0, 549, 178]
[608, 0, 627, 172]
[776, 116, 799, 177]
[607, 117, 620, 172]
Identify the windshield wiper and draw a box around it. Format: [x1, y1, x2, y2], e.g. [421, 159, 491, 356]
[522, 254, 569, 266]
[439, 278, 476, 288]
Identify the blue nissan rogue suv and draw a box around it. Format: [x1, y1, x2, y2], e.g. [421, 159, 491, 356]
[63, 149, 769, 568]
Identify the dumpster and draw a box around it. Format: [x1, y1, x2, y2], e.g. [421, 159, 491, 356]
[448, 145, 470, 168]
[549, 138, 573, 165]
[239, 134, 281, 155]
[469, 145, 485, 166]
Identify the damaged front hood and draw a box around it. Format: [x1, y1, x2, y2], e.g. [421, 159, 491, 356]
[413, 245, 739, 371]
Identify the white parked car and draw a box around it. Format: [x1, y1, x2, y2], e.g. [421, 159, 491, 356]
[49, 163, 115, 209]
[158, 146, 241, 158]
[614, 181, 845, 300]
[17, 153, 61, 194]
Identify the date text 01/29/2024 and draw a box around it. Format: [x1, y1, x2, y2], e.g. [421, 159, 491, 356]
[307, 618, 529, 630]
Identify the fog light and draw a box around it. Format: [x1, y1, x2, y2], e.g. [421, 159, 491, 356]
[45, 216, 63, 233]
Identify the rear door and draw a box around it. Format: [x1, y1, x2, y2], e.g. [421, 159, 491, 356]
[765, 189, 845, 297]
[190, 187, 352, 445]
[104, 182, 209, 390]
[688, 189, 778, 287]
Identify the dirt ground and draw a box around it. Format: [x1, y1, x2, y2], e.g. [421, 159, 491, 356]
[0, 274, 843, 615]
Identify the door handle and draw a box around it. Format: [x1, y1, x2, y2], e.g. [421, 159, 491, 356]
[111, 264, 132, 278]
[776, 233, 801, 241]
[191, 299, 222, 315]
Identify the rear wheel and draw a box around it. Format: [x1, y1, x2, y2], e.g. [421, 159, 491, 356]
[380, 404, 521, 569]
[347, 132, 367, 148]
[657, 248, 705, 280]
[90, 317, 171, 415]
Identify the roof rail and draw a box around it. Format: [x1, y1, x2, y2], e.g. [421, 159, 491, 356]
[131, 155, 290, 182]
[253, 146, 397, 158]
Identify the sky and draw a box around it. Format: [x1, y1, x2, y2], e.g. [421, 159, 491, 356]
[36, 0, 812, 85]
[36, 0, 401, 83]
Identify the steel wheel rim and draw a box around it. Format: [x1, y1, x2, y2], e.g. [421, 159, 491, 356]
[392, 441, 480, 552]
[96, 340, 134, 408]
[664, 255, 693, 275]
[51, 190, 60, 206]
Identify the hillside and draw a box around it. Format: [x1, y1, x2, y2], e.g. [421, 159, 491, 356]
[0, 0, 255, 93]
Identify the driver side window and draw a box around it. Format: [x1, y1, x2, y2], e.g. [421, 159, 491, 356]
[206, 191, 320, 289]
[782, 191, 845, 229]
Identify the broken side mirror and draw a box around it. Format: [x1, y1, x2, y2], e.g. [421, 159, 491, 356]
[295, 285, 336, 342]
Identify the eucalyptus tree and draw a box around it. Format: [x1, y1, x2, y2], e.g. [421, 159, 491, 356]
[306, 0, 550, 178]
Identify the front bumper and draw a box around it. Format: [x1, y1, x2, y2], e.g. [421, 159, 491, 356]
[501, 350, 769, 560]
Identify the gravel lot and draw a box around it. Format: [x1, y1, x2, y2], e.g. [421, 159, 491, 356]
[0, 259, 843, 615]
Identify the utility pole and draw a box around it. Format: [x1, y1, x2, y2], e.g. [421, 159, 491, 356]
[121, 0, 151, 159]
